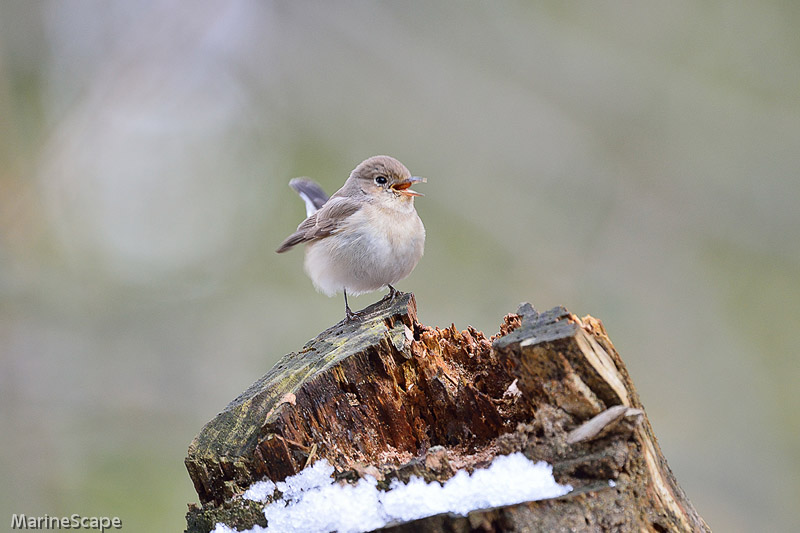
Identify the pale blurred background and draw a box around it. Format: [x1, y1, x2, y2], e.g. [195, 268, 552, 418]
[1, 1, 798, 531]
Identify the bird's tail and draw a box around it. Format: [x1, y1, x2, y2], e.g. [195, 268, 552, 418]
[289, 178, 329, 217]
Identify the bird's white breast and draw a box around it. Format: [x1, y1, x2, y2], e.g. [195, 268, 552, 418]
[304, 200, 425, 296]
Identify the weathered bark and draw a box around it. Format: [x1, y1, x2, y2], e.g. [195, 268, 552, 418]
[185, 294, 709, 532]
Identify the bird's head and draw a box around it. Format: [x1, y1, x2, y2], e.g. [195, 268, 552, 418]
[349, 155, 425, 201]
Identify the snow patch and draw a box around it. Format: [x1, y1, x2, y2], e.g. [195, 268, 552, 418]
[243, 480, 276, 502]
[212, 452, 572, 533]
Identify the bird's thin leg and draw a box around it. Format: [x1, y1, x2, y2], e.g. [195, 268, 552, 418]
[381, 284, 401, 302]
[344, 289, 361, 321]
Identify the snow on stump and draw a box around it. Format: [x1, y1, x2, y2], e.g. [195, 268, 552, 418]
[184, 294, 709, 532]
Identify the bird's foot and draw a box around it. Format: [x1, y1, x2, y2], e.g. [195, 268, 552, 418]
[380, 284, 402, 303]
[345, 306, 364, 322]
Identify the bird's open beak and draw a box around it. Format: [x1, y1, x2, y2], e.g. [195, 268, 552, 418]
[393, 176, 426, 197]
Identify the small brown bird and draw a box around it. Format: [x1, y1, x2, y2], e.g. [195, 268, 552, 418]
[277, 156, 426, 321]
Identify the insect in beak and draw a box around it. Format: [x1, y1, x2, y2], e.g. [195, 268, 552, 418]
[392, 176, 426, 197]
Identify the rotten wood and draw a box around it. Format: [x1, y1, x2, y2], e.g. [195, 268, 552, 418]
[185, 294, 709, 532]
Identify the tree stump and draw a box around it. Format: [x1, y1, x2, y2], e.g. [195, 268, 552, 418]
[185, 294, 709, 532]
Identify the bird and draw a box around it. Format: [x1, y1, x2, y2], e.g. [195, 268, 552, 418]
[276, 155, 426, 321]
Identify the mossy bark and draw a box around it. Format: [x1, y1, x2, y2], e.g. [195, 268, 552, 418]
[185, 294, 709, 532]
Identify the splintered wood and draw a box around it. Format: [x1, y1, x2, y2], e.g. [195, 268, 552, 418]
[185, 295, 709, 533]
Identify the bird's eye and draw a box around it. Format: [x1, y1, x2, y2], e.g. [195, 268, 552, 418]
[375, 176, 388, 185]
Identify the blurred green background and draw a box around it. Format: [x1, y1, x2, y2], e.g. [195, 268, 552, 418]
[1, 2, 798, 531]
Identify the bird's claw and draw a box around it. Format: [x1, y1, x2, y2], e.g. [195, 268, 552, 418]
[380, 285, 402, 303]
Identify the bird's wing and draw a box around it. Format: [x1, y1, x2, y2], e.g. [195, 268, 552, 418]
[289, 178, 329, 217]
[275, 197, 361, 253]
